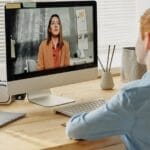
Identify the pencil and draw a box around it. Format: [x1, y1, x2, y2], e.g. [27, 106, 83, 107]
[106, 45, 110, 72]
[97, 56, 105, 72]
[109, 45, 116, 72]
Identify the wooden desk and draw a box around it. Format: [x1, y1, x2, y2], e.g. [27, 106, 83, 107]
[0, 76, 125, 150]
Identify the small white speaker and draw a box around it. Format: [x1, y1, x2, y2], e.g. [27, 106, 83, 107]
[0, 84, 11, 104]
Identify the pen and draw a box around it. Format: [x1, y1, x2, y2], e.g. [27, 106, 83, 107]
[109, 45, 116, 72]
[106, 45, 111, 72]
[98, 56, 105, 72]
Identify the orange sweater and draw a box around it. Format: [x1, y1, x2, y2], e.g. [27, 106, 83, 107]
[37, 40, 70, 70]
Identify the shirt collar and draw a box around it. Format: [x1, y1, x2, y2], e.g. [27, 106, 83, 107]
[142, 71, 150, 80]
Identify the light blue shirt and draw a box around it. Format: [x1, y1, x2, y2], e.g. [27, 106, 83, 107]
[66, 72, 150, 150]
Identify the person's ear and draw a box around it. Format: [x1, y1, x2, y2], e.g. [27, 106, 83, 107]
[144, 32, 150, 51]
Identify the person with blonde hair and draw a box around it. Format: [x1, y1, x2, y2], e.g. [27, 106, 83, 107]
[66, 9, 150, 150]
[37, 14, 70, 70]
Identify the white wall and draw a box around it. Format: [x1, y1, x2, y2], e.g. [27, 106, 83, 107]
[136, 0, 150, 18]
[136, 0, 150, 37]
[97, 0, 136, 68]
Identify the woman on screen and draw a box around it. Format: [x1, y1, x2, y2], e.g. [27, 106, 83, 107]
[37, 14, 70, 70]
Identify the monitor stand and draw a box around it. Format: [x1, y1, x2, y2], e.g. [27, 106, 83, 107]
[27, 89, 75, 107]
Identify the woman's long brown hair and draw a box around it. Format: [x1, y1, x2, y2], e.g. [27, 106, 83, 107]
[47, 14, 64, 49]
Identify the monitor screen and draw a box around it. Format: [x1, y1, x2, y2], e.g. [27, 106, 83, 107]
[5, 1, 97, 106]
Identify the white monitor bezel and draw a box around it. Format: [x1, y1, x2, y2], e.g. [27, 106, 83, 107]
[5, 1, 98, 96]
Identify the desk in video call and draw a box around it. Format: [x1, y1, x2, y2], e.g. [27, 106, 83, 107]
[0, 76, 125, 150]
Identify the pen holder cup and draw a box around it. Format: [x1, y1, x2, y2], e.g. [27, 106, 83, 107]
[100, 72, 114, 90]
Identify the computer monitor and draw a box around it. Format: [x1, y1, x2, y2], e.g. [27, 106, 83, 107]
[5, 1, 97, 106]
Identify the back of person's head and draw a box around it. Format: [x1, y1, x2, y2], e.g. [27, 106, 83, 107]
[140, 9, 150, 40]
[138, 9, 150, 69]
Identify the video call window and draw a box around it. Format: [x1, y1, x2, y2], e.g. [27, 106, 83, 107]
[5, 2, 97, 81]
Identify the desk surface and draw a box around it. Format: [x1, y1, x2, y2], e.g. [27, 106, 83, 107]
[0, 76, 125, 150]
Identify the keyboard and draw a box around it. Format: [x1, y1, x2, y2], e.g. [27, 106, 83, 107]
[54, 98, 105, 117]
